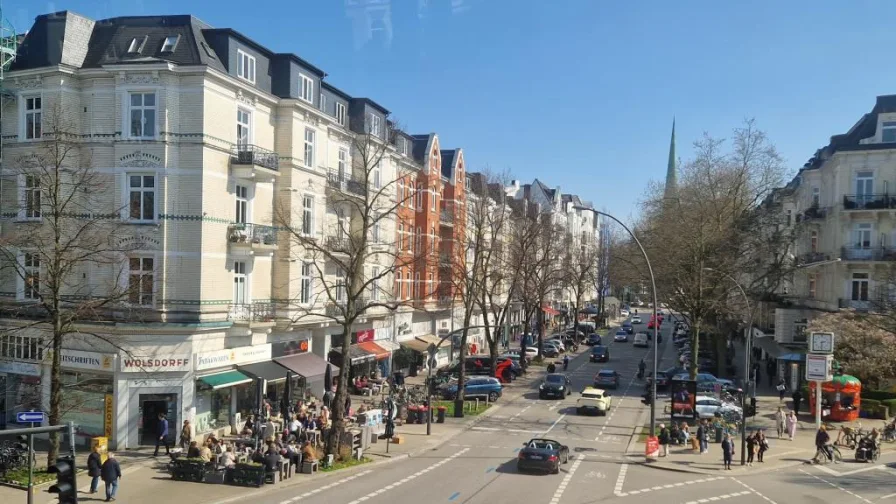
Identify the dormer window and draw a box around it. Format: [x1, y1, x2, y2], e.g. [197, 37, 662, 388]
[127, 36, 148, 54]
[883, 121, 896, 143]
[160, 35, 180, 53]
[237, 49, 256, 83]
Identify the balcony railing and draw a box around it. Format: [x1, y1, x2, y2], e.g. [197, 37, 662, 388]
[843, 194, 896, 210]
[326, 171, 367, 197]
[228, 223, 278, 247]
[802, 205, 828, 220]
[325, 298, 369, 317]
[839, 298, 871, 311]
[439, 209, 454, 224]
[840, 246, 896, 261]
[436, 297, 453, 307]
[230, 144, 279, 171]
[326, 236, 351, 253]
[797, 252, 830, 264]
[229, 302, 276, 323]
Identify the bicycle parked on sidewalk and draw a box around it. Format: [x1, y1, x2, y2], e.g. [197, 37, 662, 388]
[813, 444, 842, 464]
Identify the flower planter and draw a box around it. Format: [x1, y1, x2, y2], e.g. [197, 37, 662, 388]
[170, 458, 210, 482]
[230, 463, 265, 487]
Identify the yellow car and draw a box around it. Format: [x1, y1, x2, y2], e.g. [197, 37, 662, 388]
[576, 387, 611, 416]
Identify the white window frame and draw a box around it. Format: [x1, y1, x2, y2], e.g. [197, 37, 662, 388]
[368, 113, 381, 136]
[233, 260, 248, 306]
[18, 174, 41, 221]
[235, 185, 249, 224]
[416, 184, 423, 210]
[237, 49, 256, 83]
[335, 103, 346, 126]
[127, 255, 156, 306]
[304, 128, 315, 167]
[22, 95, 42, 141]
[397, 222, 403, 250]
[17, 251, 41, 301]
[128, 91, 157, 139]
[237, 107, 253, 148]
[300, 262, 313, 305]
[851, 272, 869, 301]
[319, 93, 327, 112]
[127, 36, 147, 54]
[883, 121, 896, 143]
[371, 266, 380, 301]
[335, 268, 346, 303]
[372, 213, 381, 243]
[810, 230, 818, 253]
[373, 163, 381, 189]
[125, 173, 157, 223]
[300, 74, 314, 104]
[301, 194, 314, 236]
[811, 187, 820, 207]
[854, 223, 872, 249]
[414, 272, 420, 299]
[856, 171, 874, 199]
[431, 189, 436, 211]
[808, 274, 817, 299]
[160, 35, 180, 53]
[337, 148, 348, 179]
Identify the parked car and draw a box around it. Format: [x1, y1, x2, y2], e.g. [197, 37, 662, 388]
[633, 333, 649, 348]
[585, 334, 602, 346]
[539, 373, 572, 399]
[613, 330, 629, 342]
[576, 387, 611, 416]
[545, 337, 566, 352]
[590, 345, 610, 363]
[648, 367, 687, 389]
[443, 377, 503, 402]
[631, 315, 642, 324]
[594, 369, 620, 389]
[521, 347, 538, 360]
[517, 438, 570, 474]
[694, 395, 743, 419]
[620, 309, 630, 317]
[541, 345, 560, 358]
[671, 372, 734, 391]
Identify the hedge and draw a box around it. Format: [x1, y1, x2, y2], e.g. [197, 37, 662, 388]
[862, 390, 896, 401]
[881, 399, 896, 414]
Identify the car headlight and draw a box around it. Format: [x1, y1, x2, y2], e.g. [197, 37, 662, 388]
[558, 386, 564, 390]
[539, 385, 544, 390]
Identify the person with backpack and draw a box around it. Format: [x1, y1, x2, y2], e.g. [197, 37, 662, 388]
[658, 424, 671, 457]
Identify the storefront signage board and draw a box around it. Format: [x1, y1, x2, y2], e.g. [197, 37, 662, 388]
[120, 355, 191, 373]
[0, 361, 41, 376]
[195, 344, 272, 371]
[60, 349, 115, 372]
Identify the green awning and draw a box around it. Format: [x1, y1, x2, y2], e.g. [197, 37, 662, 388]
[198, 370, 253, 390]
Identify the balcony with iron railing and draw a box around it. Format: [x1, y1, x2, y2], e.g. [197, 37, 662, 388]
[227, 223, 278, 254]
[325, 235, 352, 255]
[325, 298, 369, 317]
[229, 302, 276, 325]
[797, 251, 831, 264]
[230, 144, 280, 182]
[326, 171, 367, 197]
[797, 205, 828, 222]
[840, 246, 896, 261]
[842, 194, 896, 211]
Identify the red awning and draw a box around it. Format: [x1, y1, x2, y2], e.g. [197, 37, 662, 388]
[357, 341, 390, 360]
[542, 306, 560, 316]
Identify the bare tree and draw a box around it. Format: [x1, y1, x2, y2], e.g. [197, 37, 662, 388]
[275, 123, 414, 459]
[0, 104, 135, 465]
[564, 238, 598, 342]
[516, 211, 565, 357]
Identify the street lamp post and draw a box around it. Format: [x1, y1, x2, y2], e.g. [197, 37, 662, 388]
[594, 211, 660, 433]
[702, 267, 751, 466]
[426, 325, 487, 435]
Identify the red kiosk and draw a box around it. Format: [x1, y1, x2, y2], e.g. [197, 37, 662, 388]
[808, 374, 862, 422]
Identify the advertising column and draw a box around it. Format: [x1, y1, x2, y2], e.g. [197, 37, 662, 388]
[117, 353, 191, 449]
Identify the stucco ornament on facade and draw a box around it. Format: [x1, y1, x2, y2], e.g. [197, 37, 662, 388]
[303, 111, 320, 127]
[118, 72, 160, 85]
[236, 89, 257, 107]
[14, 77, 42, 90]
[119, 151, 162, 168]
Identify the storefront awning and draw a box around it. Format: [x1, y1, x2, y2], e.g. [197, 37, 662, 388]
[357, 341, 390, 360]
[275, 353, 340, 381]
[238, 361, 290, 383]
[542, 305, 560, 316]
[376, 340, 400, 352]
[198, 370, 253, 390]
[331, 345, 375, 365]
[399, 338, 430, 353]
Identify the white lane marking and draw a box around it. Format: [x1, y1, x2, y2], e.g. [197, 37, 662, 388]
[881, 491, 896, 500]
[472, 426, 544, 434]
[341, 449, 469, 504]
[543, 414, 566, 435]
[619, 476, 727, 496]
[614, 464, 628, 496]
[813, 463, 888, 477]
[683, 492, 753, 504]
[732, 477, 778, 504]
[260, 469, 376, 504]
[549, 454, 584, 504]
[797, 469, 872, 504]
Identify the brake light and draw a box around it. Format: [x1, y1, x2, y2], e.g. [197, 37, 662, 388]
[548, 455, 558, 462]
[518, 452, 526, 459]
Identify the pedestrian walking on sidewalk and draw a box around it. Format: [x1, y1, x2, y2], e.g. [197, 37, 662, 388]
[153, 412, 170, 457]
[697, 419, 709, 454]
[721, 433, 734, 470]
[776, 380, 787, 402]
[101, 452, 121, 502]
[87, 445, 102, 494]
[746, 432, 757, 466]
[179, 419, 193, 450]
[757, 430, 769, 462]
[786, 410, 797, 441]
[792, 389, 802, 414]
[658, 424, 671, 457]
[775, 407, 786, 438]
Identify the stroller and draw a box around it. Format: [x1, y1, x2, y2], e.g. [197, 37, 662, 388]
[855, 436, 880, 463]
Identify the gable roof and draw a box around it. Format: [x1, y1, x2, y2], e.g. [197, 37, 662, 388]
[440, 149, 457, 179]
[533, 179, 556, 199]
[411, 134, 433, 165]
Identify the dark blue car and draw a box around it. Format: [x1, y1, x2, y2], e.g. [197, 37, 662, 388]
[621, 321, 633, 334]
[443, 377, 503, 402]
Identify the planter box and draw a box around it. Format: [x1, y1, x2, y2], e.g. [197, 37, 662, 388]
[230, 464, 265, 487]
[170, 459, 210, 482]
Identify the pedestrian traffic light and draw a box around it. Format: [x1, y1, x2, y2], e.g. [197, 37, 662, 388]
[48, 456, 77, 503]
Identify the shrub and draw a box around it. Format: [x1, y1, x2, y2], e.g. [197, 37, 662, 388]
[880, 398, 896, 414]
[862, 390, 896, 401]
[861, 398, 880, 409]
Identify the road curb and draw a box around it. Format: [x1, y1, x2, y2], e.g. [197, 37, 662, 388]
[635, 457, 809, 476]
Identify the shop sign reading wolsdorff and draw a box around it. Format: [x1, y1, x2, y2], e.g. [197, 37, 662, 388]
[120, 355, 191, 373]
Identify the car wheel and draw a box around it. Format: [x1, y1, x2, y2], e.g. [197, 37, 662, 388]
[488, 392, 499, 402]
[564, 452, 570, 464]
[552, 463, 560, 474]
[576, 407, 583, 415]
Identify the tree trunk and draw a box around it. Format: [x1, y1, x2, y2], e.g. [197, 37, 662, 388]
[47, 322, 63, 467]
[689, 320, 701, 380]
[537, 301, 545, 358]
[457, 310, 473, 403]
[326, 321, 354, 459]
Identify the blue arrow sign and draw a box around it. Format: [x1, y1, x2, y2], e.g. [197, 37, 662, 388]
[16, 411, 45, 423]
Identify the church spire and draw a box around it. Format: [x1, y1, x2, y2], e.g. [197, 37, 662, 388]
[664, 119, 678, 200]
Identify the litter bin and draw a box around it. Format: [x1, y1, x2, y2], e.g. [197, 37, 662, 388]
[407, 405, 418, 424]
[418, 406, 428, 424]
[91, 437, 109, 464]
[437, 406, 446, 423]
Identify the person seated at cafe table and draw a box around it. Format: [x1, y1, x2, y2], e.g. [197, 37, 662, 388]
[186, 441, 201, 458]
[199, 439, 214, 463]
[220, 445, 237, 469]
[241, 415, 255, 437]
[288, 414, 301, 436]
[263, 444, 281, 473]
[301, 440, 318, 463]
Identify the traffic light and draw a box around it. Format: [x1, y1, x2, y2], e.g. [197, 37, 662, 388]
[48, 456, 77, 503]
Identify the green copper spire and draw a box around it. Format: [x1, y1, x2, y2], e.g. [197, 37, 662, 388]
[664, 119, 678, 199]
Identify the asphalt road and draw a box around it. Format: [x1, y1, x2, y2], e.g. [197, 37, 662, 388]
[212, 315, 896, 503]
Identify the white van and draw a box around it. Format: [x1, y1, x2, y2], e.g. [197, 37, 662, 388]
[633, 333, 649, 348]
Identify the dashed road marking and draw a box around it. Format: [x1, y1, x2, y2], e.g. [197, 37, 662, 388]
[732, 477, 778, 504]
[797, 469, 871, 504]
[549, 454, 584, 504]
[683, 491, 753, 504]
[615, 475, 727, 497]
[342, 449, 469, 504]
[275, 470, 374, 504]
[614, 464, 628, 496]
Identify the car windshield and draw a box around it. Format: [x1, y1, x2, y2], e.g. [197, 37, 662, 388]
[592, 346, 606, 353]
[545, 375, 565, 384]
[598, 370, 615, 377]
[583, 392, 603, 399]
[527, 440, 557, 450]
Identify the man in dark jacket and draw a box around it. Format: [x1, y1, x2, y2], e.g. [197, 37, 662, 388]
[153, 412, 170, 456]
[87, 445, 103, 494]
[101, 452, 121, 502]
[792, 389, 803, 415]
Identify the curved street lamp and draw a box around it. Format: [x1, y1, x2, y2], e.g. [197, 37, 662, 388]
[594, 211, 660, 434]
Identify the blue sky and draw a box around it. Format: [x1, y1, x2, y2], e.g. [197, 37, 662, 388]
[11, 1, 896, 220]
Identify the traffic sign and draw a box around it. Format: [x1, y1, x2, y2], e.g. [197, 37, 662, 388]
[806, 354, 833, 382]
[16, 411, 45, 423]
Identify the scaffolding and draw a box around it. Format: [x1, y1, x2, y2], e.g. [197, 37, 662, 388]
[0, 5, 15, 86]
